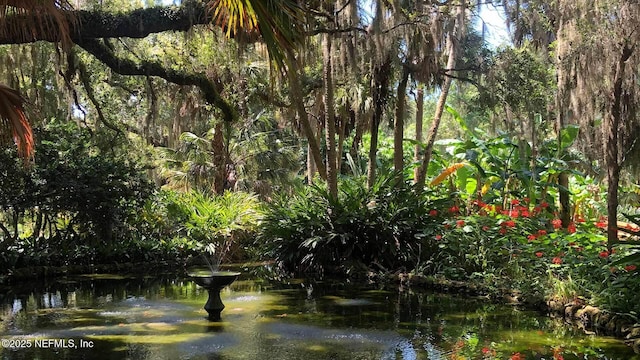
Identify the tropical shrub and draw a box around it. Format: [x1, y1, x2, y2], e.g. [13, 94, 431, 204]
[259, 172, 450, 275]
[136, 189, 263, 268]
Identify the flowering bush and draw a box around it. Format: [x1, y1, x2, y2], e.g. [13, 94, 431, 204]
[416, 194, 640, 313]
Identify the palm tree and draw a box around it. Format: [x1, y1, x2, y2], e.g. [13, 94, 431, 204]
[209, 0, 331, 183]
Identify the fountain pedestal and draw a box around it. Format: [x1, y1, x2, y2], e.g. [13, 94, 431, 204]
[190, 271, 240, 321]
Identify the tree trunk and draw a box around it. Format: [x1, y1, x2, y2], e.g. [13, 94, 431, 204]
[415, 2, 466, 189]
[323, 32, 338, 199]
[336, 111, 348, 174]
[413, 85, 424, 182]
[33, 207, 44, 240]
[393, 65, 410, 183]
[212, 121, 226, 194]
[307, 136, 317, 183]
[556, 108, 571, 227]
[285, 51, 327, 180]
[605, 44, 633, 251]
[366, 59, 391, 189]
[350, 107, 366, 163]
[366, 110, 380, 189]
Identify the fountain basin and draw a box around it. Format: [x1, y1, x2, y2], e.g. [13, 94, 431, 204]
[189, 271, 240, 321]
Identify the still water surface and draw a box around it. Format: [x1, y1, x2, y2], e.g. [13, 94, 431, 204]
[0, 271, 637, 359]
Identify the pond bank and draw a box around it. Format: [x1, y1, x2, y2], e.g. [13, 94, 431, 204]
[393, 272, 640, 353]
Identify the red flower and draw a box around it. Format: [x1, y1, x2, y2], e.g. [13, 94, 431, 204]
[599, 250, 610, 258]
[511, 199, 520, 205]
[540, 201, 549, 208]
[595, 221, 607, 229]
[482, 347, 490, 354]
[435, 234, 442, 240]
[449, 206, 460, 213]
[538, 229, 547, 236]
[510, 353, 523, 360]
[528, 234, 537, 241]
[552, 257, 563, 264]
[567, 222, 576, 234]
[429, 209, 438, 216]
[535, 251, 544, 257]
[456, 220, 465, 228]
[499, 228, 507, 235]
[624, 264, 637, 272]
[551, 218, 562, 229]
[521, 209, 530, 218]
[576, 215, 586, 223]
[482, 225, 490, 231]
[509, 210, 520, 218]
[502, 220, 516, 228]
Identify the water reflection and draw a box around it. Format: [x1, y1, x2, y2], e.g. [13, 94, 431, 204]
[0, 273, 637, 360]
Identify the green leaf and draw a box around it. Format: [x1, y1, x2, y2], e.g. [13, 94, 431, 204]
[560, 125, 580, 149]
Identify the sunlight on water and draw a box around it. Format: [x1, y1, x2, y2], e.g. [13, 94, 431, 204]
[0, 272, 638, 360]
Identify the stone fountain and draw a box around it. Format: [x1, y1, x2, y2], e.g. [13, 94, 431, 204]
[190, 271, 240, 321]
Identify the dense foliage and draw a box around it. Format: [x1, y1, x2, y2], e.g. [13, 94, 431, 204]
[0, 0, 639, 323]
[0, 122, 154, 267]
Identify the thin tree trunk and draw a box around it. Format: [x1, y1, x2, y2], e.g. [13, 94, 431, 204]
[285, 51, 327, 180]
[556, 103, 571, 227]
[307, 135, 317, 183]
[336, 110, 349, 174]
[366, 109, 380, 189]
[33, 207, 43, 240]
[415, 2, 466, 189]
[323, 32, 338, 199]
[350, 108, 365, 162]
[393, 65, 410, 183]
[212, 121, 226, 194]
[307, 92, 324, 183]
[413, 85, 424, 182]
[366, 59, 391, 189]
[605, 44, 633, 251]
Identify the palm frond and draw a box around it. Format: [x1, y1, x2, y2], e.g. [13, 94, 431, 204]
[0, 84, 34, 159]
[207, 0, 306, 68]
[0, 0, 76, 48]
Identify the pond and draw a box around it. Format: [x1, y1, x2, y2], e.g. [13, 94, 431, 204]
[0, 269, 637, 360]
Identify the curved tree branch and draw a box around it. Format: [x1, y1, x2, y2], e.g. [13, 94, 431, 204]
[77, 38, 236, 123]
[76, 56, 122, 133]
